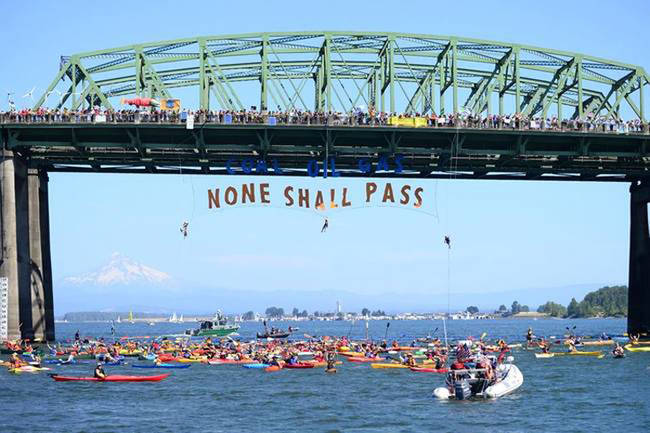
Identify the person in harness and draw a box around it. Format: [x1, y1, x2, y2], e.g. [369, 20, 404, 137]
[180, 221, 189, 238]
[321, 217, 329, 233]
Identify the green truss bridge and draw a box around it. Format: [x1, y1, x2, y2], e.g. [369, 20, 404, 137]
[1, 32, 650, 343]
[32, 32, 649, 119]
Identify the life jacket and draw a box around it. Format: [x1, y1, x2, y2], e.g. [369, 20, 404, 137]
[451, 361, 465, 370]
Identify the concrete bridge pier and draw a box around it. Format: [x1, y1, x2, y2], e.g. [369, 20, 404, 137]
[1, 150, 54, 341]
[629, 180, 650, 337]
[28, 169, 55, 342]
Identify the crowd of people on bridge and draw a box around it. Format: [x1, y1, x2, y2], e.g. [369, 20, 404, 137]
[1, 106, 648, 135]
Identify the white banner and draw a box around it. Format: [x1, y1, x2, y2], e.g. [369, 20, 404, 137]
[0, 277, 8, 341]
[186, 116, 195, 130]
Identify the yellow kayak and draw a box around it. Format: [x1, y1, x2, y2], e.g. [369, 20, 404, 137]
[338, 351, 364, 357]
[552, 351, 602, 357]
[119, 350, 143, 356]
[176, 358, 207, 363]
[9, 366, 52, 373]
[371, 363, 410, 369]
[624, 344, 650, 352]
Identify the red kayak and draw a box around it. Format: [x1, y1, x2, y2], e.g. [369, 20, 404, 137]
[284, 363, 314, 369]
[409, 367, 449, 373]
[50, 374, 170, 382]
[347, 357, 385, 363]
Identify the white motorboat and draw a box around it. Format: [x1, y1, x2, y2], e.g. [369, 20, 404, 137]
[433, 357, 523, 400]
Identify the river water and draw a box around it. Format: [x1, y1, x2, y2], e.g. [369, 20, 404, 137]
[1, 318, 648, 433]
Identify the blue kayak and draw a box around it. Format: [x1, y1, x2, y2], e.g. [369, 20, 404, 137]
[44, 359, 80, 365]
[242, 363, 270, 369]
[132, 364, 191, 369]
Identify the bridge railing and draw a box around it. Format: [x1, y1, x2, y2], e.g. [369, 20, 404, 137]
[1, 109, 648, 135]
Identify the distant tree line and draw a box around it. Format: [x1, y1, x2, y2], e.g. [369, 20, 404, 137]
[259, 306, 387, 319]
[537, 285, 627, 318]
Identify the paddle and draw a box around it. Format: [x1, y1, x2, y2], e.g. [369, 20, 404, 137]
[384, 322, 390, 340]
[346, 319, 356, 338]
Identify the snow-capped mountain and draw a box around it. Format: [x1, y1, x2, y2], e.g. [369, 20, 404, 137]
[64, 252, 171, 286]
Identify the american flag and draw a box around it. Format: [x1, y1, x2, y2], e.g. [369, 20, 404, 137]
[456, 344, 471, 361]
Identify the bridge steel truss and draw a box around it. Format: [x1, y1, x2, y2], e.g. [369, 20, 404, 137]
[34, 32, 649, 120]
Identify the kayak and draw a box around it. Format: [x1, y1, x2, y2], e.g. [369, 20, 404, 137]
[157, 354, 176, 362]
[302, 360, 342, 368]
[265, 366, 282, 372]
[573, 340, 614, 346]
[347, 357, 385, 363]
[175, 358, 206, 363]
[338, 351, 364, 357]
[370, 363, 410, 369]
[9, 366, 51, 373]
[44, 359, 79, 365]
[390, 346, 417, 352]
[132, 364, 191, 369]
[207, 359, 252, 365]
[624, 345, 650, 352]
[538, 351, 602, 357]
[118, 350, 143, 357]
[242, 363, 270, 369]
[51, 374, 170, 382]
[284, 363, 314, 369]
[555, 351, 602, 356]
[409, 367, 448, 373]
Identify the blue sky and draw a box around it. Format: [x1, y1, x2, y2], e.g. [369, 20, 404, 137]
[3, 0, 648, 311]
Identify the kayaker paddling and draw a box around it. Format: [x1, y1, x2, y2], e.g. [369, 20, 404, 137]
[612, 343, 625, 358]
[94, 363, 106, 380]
[526, 328, 534, 345]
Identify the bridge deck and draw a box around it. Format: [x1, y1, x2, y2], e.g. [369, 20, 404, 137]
[2, 123, 649, 181]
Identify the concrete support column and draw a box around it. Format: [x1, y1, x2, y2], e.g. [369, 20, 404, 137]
[14, 156, 34, 340]
[628, 180, 650, 336]
[39, 171, 55, 341]
[1, 150, 20, 340]
[28, 169, 46, 341]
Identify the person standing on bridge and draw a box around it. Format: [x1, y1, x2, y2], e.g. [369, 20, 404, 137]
[444, 236, 451, 249]
[180, 221, 189, 238]
[321, 218, 329, 233]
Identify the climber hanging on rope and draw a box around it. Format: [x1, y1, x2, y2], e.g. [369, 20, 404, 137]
[321, 217, 329, 233]
[444, 235, 451, 249]
[180, 221, 189, 238]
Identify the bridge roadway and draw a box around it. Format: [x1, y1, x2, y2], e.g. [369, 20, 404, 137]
[1, 122, 650, 341]
[2, 122, 650, 180]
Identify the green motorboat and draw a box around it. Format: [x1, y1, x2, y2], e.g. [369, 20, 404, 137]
[185, 311, 239, 337]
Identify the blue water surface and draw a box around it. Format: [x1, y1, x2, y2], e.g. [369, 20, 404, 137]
[1, 318, 648, 433]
